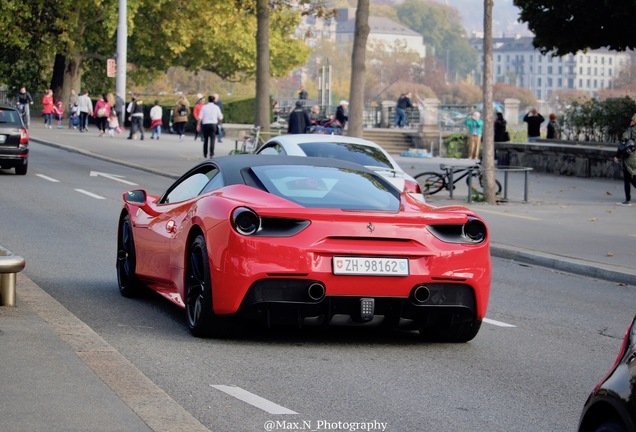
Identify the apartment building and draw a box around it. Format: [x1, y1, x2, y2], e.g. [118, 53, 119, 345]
[470, 35, 631, 100]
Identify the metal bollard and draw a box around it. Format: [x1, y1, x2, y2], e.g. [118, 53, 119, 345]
[0, 246, 26, 307]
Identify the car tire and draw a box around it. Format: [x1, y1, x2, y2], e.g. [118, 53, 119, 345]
[185, 235, 228, 338]
[418, 316, 482, 343]
[117, 214, 142, 297]
[415, 172, 446, 195]
[15, 160, 28, 175]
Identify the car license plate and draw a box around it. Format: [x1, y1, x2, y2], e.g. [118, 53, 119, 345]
[333, 256, 409, 276]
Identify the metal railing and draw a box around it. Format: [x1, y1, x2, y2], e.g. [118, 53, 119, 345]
[0, 246, 26, 307]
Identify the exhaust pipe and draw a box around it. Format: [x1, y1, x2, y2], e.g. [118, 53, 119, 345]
[410, 285, 431, 304]
[307, 282, 326, 301]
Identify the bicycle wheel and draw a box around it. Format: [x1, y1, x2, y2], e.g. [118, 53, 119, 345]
[467, 173, 502, 195]
[415, 172, 446, 195]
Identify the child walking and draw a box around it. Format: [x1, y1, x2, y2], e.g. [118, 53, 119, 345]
[108, 109, 121, 137]
[53, 101, 64, 128]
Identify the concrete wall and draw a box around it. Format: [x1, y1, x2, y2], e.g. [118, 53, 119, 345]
[495, 140, 623, 179]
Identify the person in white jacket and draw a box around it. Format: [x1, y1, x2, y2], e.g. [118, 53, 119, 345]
[149, 100, 163, 140]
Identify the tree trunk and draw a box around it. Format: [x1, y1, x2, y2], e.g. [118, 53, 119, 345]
[482, 0, 496, 204]
[347, 0, 370, 138]
[255, 0, 270, 132]
[62, 54, 82, 116]
[50, 54, 66, 103]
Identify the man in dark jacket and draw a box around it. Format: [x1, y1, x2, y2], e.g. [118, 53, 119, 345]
[394, 92, 413, 128]
[523, 108, 545, 142]
[288, 101, 311, 134]
[335, 100, 348, 129]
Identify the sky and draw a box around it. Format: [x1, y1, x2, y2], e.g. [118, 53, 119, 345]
[432, 0, 531, 36]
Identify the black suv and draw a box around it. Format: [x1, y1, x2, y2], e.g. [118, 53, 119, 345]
[0, 104, 29, 175]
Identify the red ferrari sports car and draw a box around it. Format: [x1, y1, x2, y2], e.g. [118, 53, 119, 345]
[117, 155, 491, 341]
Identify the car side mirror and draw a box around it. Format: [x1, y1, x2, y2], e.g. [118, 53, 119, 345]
[124, 189, 146, 204]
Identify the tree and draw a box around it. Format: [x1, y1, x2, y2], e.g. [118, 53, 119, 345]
[481, 0, 496, 205]
[396, 0, 478, 81]
[513, 0, 636, 55]
[348, 0, 371, 137]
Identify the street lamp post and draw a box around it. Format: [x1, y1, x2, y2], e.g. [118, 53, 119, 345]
[116, 0, 127, 124]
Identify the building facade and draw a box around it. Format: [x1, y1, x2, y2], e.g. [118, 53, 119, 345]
[299, 8, 426, 58]
[470, 35, 631, 100]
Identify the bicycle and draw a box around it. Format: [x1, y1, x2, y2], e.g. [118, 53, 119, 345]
[16, 103, 28, 128]
[415, 162, 502, 196]
[232, 125, 284, 154]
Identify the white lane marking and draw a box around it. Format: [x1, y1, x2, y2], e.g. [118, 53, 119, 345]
[75, 189, 106, 200]
[90, 171, 138, 186]
[211, 385, 298, 415]
[36, 174, 60, 182]
[484, 318, 516, 328]
[475, 208, 541, 221]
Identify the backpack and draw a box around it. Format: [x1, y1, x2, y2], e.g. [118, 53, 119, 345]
[97, 107, 107, 117]
[618, 139, 636, 158]
[178, 105, 187, 116]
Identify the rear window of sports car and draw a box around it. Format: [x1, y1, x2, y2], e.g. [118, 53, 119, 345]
[250, 165, 400, 211]
[297, 142, 393, 169]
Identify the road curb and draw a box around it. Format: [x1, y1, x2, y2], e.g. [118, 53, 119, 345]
[491, 243, 636, 286]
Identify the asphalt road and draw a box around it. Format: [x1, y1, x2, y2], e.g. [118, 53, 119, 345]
[1, 142, 635, 431]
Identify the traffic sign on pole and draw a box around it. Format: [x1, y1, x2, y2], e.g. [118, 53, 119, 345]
[107, 59, 116, 78]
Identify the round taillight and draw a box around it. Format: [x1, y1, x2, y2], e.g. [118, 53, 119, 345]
[232, 207, 260, 236]
[464, 218, 486, 242]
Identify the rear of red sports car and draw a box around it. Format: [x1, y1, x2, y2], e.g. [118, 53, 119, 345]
[119, 156, 490, 342]
[195, 189, 490, 343]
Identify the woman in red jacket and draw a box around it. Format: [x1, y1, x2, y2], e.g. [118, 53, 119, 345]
[42, 90, 54, 129]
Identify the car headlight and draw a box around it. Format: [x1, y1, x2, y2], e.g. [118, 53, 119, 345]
[231, 207, 260, 236]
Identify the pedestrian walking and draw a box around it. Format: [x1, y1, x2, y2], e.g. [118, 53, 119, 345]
[523, 108, 545, 142]
[54, 101, 64, 128]
[42, 89, 55, 129]
[108, 109, 121, 137]
[336, 100, 348, 129]
[150, 100, 163, 140]
[494, 112, 509, 142]
[614, 113, 636, 206]
[213, 93, 224, 143]
[288, 100, 311, 134]
[128, 96, 145, 140]
[394, 92, 413, 128]
[93, 94, 111, 137]
[16, 87, 33, 127]
[546, 113, 559, 139]
[196, 95, 223, 158]
[173, 95, 190, 141]
[76, 90, 93, 132]
[192, 94, 204, 141]
[68, 89, 78, 129]
[464, 111, 483, 160]
[298, 85, 308, 100]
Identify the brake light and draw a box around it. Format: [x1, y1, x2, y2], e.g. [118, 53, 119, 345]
[20, 128, 28, 144]
[404, 179, 422, 194]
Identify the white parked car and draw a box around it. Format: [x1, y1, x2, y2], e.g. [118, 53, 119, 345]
[255, 134, 425, 202]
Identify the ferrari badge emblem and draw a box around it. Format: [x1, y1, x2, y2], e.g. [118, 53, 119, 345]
[367, 222, 375, 233]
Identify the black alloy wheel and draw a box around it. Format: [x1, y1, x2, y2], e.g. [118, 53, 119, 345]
[185, 235, 227, 337]
[117, 214, 142, 297]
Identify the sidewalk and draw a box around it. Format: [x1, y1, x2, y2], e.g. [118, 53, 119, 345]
[1, 121, 634, 432]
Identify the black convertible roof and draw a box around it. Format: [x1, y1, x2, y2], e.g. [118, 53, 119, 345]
[207, 154, 375, 185]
